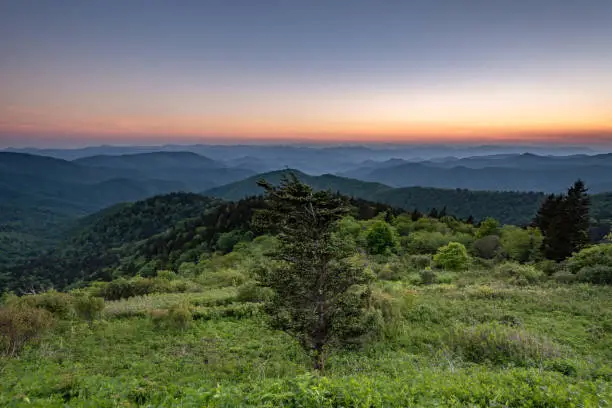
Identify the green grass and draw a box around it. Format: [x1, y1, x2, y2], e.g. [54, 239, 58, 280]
[1, 276, 610, 407]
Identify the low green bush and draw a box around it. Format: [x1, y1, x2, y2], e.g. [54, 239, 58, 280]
[156, 270, 178, 281]
[151, 304, 192, 330]
[419, 268, 437, 285]
[12, 290, 74, 319]
[449, 323, 560, 366]
[566, 244, 612, 275]
[0, 304, 54, 356]
[93, 276, 193, 300]
[472, 235, 501, 259]
[197, 268, 248, 287]
[74, 296, 105, 325]
[236, 282, 274, 303]
[405, 254, 432, 270]
[575, 265, 612, 285]
[496, 262, 543, 285]
[433, 242, 470, 271]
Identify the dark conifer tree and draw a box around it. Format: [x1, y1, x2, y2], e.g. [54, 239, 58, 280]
[534, 181, 590, 261]
[254, 174, 376, 371]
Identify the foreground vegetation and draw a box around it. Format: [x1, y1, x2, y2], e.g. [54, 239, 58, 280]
[1, 235, 611, 404]
[1, 177, 611, 406]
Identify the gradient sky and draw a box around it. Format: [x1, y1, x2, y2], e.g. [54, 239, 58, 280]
[1, 0, 611, 147]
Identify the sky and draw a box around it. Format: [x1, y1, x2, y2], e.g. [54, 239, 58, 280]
[1, 0, 611, 147]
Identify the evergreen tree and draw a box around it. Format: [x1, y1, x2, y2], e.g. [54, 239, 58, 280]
[411, 209, 422, 221]
[534, 181, 590, 261]
[254, 174, 376, 371]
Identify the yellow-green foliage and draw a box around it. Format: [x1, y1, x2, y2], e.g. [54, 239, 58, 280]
[433, 242, 470, 271]
[151, 303, 192, 330]
[0, 304, 54, 356]
[495, 262, 543, 285]
[500, 226, 543, 262]
[236, 282, 274, 303]
[9, 290, 74, 319]
[370, 284, 415, 337]
[197, 268, 248, 287]
[566, 244, 612, 284]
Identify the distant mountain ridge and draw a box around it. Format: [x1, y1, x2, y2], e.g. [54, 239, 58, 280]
[203, 169, 612, 227]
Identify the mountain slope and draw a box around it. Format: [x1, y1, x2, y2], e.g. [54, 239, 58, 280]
[204, 170, 612, 226]
[348, 162, 612, 193]
[74, 152, 255, 191]
[203, 169, 392, 201]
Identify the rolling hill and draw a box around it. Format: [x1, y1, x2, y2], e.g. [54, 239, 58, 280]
[204, 169, 612, 227]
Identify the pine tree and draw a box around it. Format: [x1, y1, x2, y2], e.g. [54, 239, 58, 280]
[534, 181, 590, 261]
[254, 174, 376, 371]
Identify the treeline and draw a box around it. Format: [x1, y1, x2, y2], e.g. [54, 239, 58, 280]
[0, 193, 405, 293]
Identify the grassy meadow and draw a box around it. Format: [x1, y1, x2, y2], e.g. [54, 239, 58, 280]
[1, 214, 611, 407]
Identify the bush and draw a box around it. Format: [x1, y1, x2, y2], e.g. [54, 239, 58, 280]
[365, 221, 399, 255]
[419, 268, 437, 285]
[476, 217, 500, 238]
[575, 265, 612, 284]
[198, 268, 248, 287]
[0, 305, 54, 356]
[553, 271, 577, 284]
[236, 283, 274, 303]
[406, 254, 432, 270]
[449, 323, 560, 366]
[566, 244, 612, 274]
[94, 277, 178, 300]
[151, 304, 192, 330]
[471, 235, 501, 259]
[433, 242, 470, 271]
[12, 291, 74, 319]
[566, 244, 612, 284]
[74, 296, 105, 325]
[369, 286, 414, 337]
[496, 262, 543, 285]
[500, 226, 543, 262]
[156, 270, 178, 281]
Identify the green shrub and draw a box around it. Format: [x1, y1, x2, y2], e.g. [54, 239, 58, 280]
[419, 268, 437, 285]
[236, 283, 274, 303]
[12, 291, 74, 319]
[476, 217, 500, 238]
[74, 296, 105, 324]
[406, 254, 432, 270]
[192, 303, 263, 321]
[575, 265, 612, 284]
[500, 226, 543, 262]
[553, 271, 577, 284]
[373, 262, 405, 281]
[433, 242, 470, 271]
[198, 268, 248, 287]
[94, 277, 180, 300]
[365, 221, 399, 255]
[156, 270, 178, 281]
[536, 259, 564, 276]
[449, 323, 560, 366]
[151, 304, 192, 330]
[471, 235, 501, 259]
[566, 244, 612, 275]
[496, 262, 543, 285]
[0, 305, 54, 356]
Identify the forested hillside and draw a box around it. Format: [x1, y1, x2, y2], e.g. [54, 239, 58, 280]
[1, 176, 610, 406]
